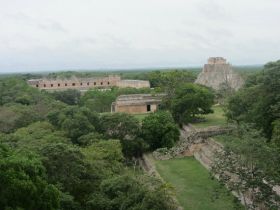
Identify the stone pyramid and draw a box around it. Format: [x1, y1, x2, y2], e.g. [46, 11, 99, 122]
[195, 57, 244, 90]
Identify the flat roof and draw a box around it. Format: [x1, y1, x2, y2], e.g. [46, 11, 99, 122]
[114, 93, 164, 106]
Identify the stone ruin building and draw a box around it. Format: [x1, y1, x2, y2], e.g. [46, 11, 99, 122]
[27, 75, 150, 91]
[111, 94, 164, 114]
[195, 57, 244, 90]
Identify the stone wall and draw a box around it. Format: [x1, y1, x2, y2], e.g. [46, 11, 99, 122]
[112, 94, 162, 114]
[114, 104, 158, 114]
[153, 125, 233, 160]
[116, 80, 150, 88]
[28, 75, 121, 90]
[193, 138, 223, 170]
[27, 75, 150, 91]
[116, 104, 148, 114]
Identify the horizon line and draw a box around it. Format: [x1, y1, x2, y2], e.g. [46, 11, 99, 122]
[0, 64, 264, 75]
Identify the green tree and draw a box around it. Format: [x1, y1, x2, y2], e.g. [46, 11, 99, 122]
[86, 175, 177, 210]
[141, 111, 179, 150]
[0, 121, 70, 151]
[0, 104, 46, 133]
[82, 89, 116, 113]
[99, 113, 140, 140]
[170, 83, 215, 125]
[81, 140, 124, 176]
[77, 132, 104, 146]
[272, 120, 280, 147]
[226, 60, 280, 138]
[121, 138, 148, 159]
[40, 143, 100, 204]
[0, 77, 50, 106]
[216, 82, 235, 104]
[50, 89, 81, 105]
[148, 70, 196, 89]
[47, 106, 98, 144]
[0, 106, 21, 133]
[0, 145, 60, 210]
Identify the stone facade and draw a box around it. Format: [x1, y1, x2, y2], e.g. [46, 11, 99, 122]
[195, 57, 244, 90]
[116, 80, 150, 89]
[111, 94, 163, 114]
[27, 75, 150, 91]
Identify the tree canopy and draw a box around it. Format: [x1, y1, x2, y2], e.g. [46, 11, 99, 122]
[0, 75, 179, 209]
[170, 83, 215, 125]
[0, 145, 60, 210]
[226, 60, 280, 139]
[141, 111, 180, 150]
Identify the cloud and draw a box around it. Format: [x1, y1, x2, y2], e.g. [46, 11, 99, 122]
[5, 12, 67, 33]
[196, 0, 232, 21]
[0, 0, 280, 72]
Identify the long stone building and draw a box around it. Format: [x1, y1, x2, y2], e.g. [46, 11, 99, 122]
[195, 57, 244, 90]
[111, 94, 163, 114]
[27, 75, 150, 91]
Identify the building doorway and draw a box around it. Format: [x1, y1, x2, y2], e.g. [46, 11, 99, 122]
[147, 104, 151, 112]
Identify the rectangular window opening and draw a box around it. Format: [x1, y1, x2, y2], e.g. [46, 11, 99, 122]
[147, 104, 151, 112]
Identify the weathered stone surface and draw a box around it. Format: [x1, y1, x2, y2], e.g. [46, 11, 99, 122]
[111, 94, 164, 114]
[27, 75, 150, 91]
[195, 57, 244, 90]
[153, 125, 233, 160]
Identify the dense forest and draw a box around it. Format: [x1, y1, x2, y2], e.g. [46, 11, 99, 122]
[212, 60, 280, 209]
[0, 70, 200, 210]
[0, 61, 279, 210]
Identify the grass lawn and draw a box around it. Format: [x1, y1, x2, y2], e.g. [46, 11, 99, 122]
[213, 134, 243, 147]
[132, 113, 150, 121]
[155, 157, 238, 210]
[192, 106, 228, 128]
[212, 134, 231, 145]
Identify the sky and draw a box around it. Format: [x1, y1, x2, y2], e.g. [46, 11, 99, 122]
[0, 0, 280, 73]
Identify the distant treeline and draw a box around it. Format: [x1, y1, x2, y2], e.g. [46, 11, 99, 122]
[0, 65, 263, 81]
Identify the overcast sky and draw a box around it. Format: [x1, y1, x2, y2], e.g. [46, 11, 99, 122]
[0, 0, 280, 73]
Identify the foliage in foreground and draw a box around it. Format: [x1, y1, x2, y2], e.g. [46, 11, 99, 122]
[0, 76, 179, 210]
[226, 60, 280, 139]
[170, 83, 215, 125]
[211, 126, 280, 210]
[141, 111, 180, 150]
[0, 145, 60, 210]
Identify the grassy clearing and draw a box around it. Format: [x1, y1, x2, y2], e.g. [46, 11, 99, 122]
[213, 134, 243, 147]
[213, 134, 231, 145]
[193, 106, 228, 128]
[132, 113, 150, 121]
[155, 157, 238, 210]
